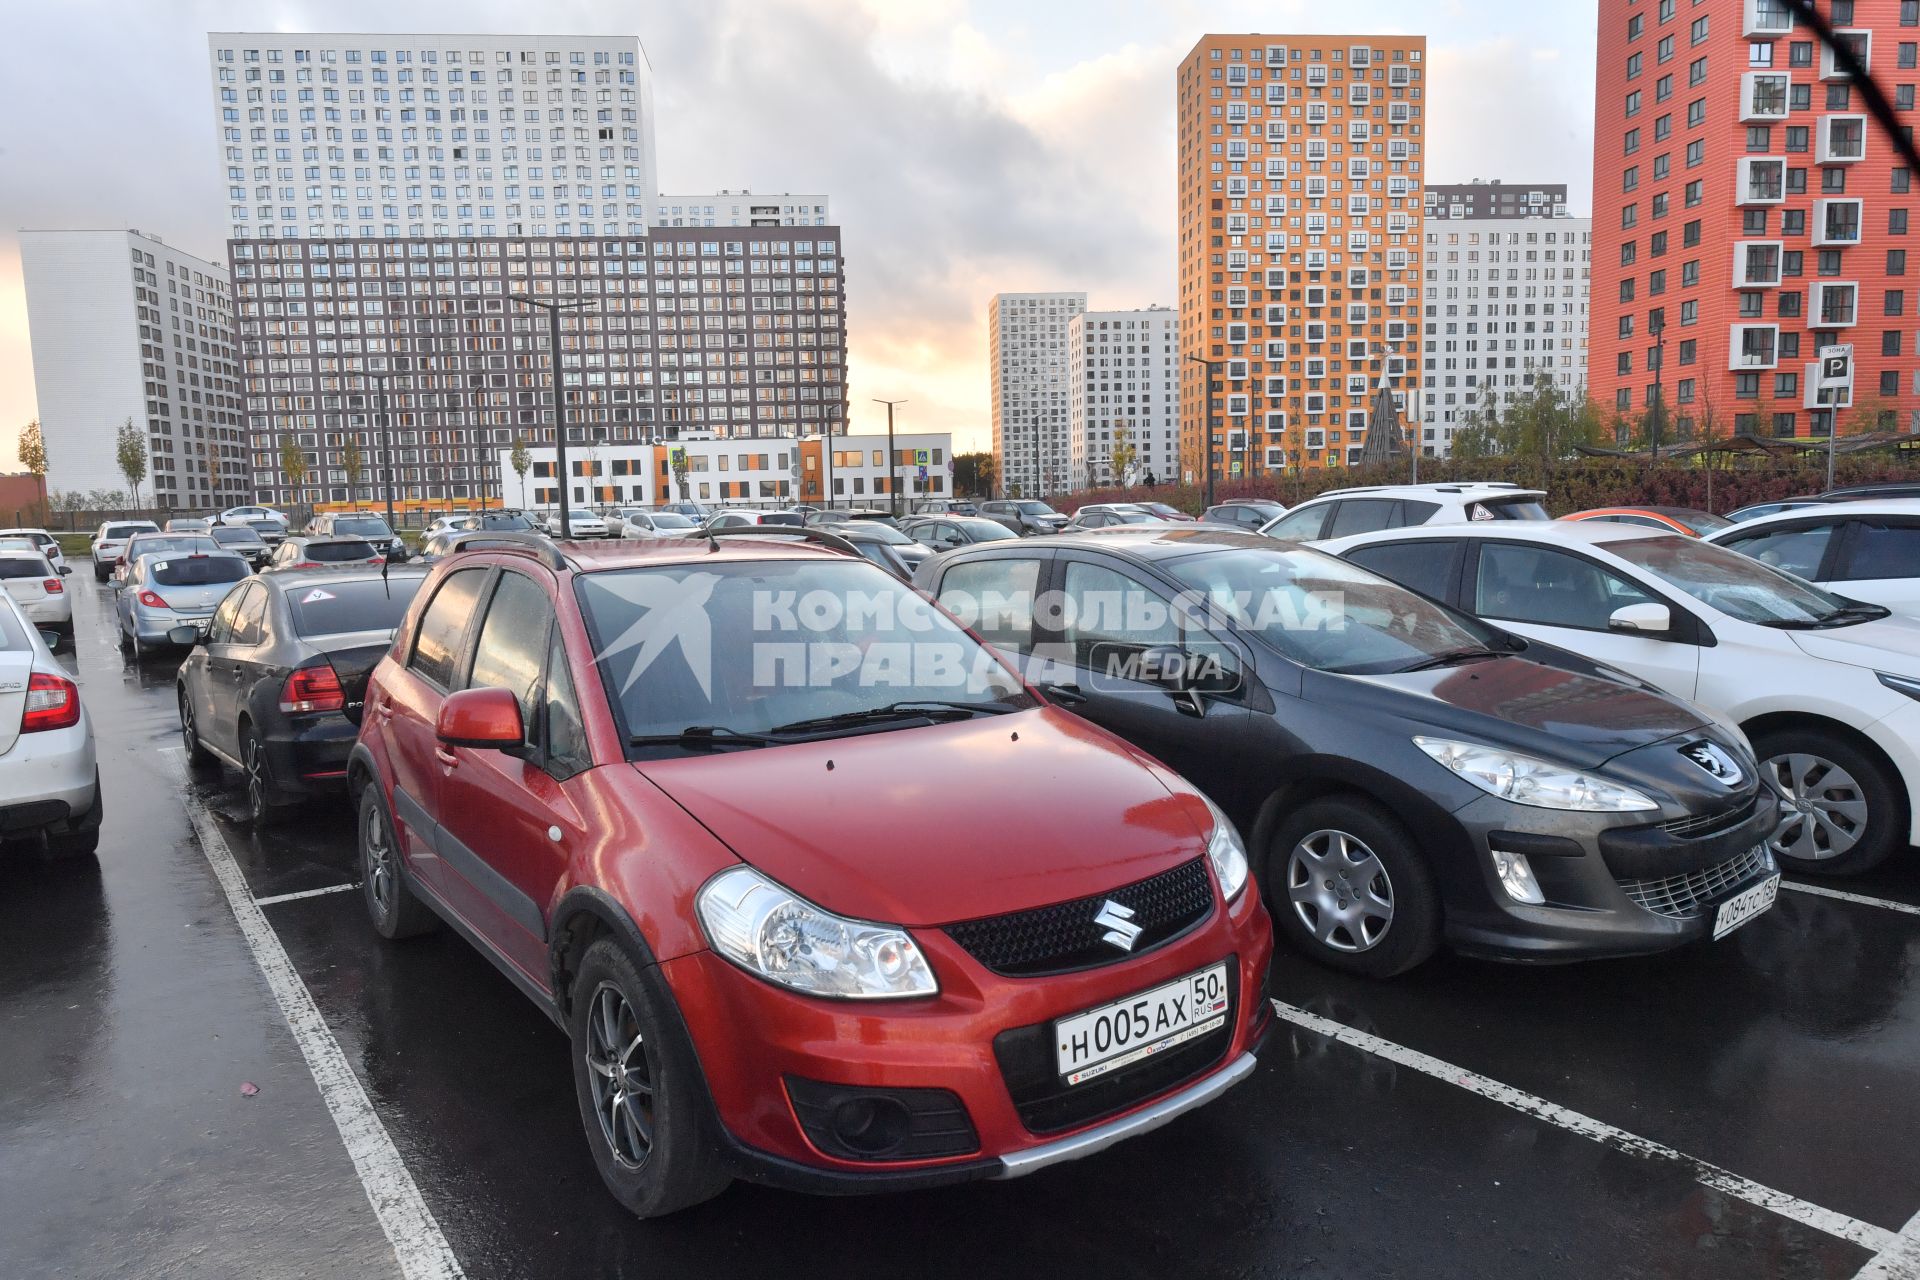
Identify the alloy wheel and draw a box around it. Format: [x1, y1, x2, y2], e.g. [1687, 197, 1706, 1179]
[245, 739, 270, 821]
[1763, 752, 1868, 862]
[1287, 828, 1395, 953]
[363, 801, 395, 916]
[180, 700, 198, 756]
[584, 981, 654, 1170]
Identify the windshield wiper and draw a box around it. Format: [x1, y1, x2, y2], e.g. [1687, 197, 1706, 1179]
[1765, 602, 1890, 630]
[1396, 646, 1504, 673]
[768, 700, 1012, 737]
[628, 725, 785, 750]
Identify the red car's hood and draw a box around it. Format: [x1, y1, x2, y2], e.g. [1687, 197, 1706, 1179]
[637, 707, 1210, 926]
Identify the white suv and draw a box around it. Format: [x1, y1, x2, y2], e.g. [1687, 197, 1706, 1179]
[1260, 482, 1550, 541]
[89, 520, 160, 582]
[0, 591, 99, 859]
[1703, 499, 1920, 617]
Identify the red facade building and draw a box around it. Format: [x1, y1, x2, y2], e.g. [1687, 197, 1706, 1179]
[1590, 0, 1920, 441]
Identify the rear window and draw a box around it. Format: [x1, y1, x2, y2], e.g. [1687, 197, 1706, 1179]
[153, 557, 249, 586]
[306, 540, 378, 562]
[0, 602, 29, 651]
[105, 524, 153, 539]
[1470, 499, 1551, 521]
[286, 577, 426, 637]
[761, 512, 805, 527]
[212, 527, 264, 545]
[330, 517, 394, 539]
[477, 513, 533, 531]
[0, 558, 51, 579]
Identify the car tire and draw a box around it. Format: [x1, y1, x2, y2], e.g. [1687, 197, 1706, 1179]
[178, 690, 217, 772]
[240, 728, 281, 826]
[1754, 727, 1903, 877]
[569, 937, 731, 1220]
[45, 827, 101, 860]
[357, 785, 438, 940]
[1267, 796, 1441, 978]
[93, 560, 109, 583]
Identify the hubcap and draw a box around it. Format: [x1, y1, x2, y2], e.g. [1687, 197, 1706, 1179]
[363, 805, 394, 914]
[584, 982, 654, 1169]
[1763, 752, 1868, 862]
[181, 703, 196, 753]
[246, 742, 268, 817]
[1287, 828, 1394, 953]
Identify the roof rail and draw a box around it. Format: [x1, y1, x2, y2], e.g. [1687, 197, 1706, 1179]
[442, 530, 572, 571]
[701, 525, 861, 558]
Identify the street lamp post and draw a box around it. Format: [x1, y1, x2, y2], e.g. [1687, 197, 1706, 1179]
[873, 398, 907, 517]
[1186, 355, 1222, 508]
[513, 294, 596, 539]
[1649, 309, 1667, 462]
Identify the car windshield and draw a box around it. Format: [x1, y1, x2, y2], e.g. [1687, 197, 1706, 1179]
[331, 517, 394, 539]
[1605, 535, 1864, 627]
[578, 560, 1032, 749]
[1675, 511, 1734, 535]
[650, 513, 696, 529]
[1015, 502, 1055, 516]
[1165, 547, 1494, 676]
[152, 556, 249, 586]
[477, 513, 533, 531]
[211, 527, 264, 546]
[105, 524, 154, 539]
[287, 576, 426, 636]
[304, 540, 378, 562]
[133, 537, 217, 557]
[849, 522, 914, 545]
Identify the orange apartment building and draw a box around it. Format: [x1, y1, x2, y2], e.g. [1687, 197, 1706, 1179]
[1589, 0, 1920, 441]
[1176, 33, 1429, 483]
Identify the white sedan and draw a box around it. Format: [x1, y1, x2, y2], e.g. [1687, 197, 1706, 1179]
[1321, 520, 1920, 878]
[0, 551, 73, 648]
[0, 528, 66, 573]
[543, 509, 609, 539]
[616, 509, 702, 539]
[0, 589, 98, 859]
[1702, 499, 1920, 617]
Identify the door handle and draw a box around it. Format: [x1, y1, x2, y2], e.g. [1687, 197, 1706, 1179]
[1038, 682, 1089, 706]
[434, 746, 459, 769]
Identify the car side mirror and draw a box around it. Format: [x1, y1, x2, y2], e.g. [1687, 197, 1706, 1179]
[436, 686, 525, 750]
[58, 565, 72, 576]
[167, 625, 203, 647]
[38, 630, 62, 650]
[1608, 602, 1672, 635]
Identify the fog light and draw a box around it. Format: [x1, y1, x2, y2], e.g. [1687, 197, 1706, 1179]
[1491, 849, 1545, 904]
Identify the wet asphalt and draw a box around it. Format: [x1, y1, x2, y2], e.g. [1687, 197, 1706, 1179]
[4, 582, 1919, 1279]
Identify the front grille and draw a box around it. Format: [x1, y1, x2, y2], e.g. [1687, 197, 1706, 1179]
[945, 858, 1214, 977]
[1662, 795, 1760, 840]
[1618, 846, 1774, 919]
[993, 963, 1238, 1134]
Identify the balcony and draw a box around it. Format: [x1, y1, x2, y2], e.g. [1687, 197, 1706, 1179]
[1733, 240, 1783, 287]
[1817, 115, 1867, 163]
[1730, 324, 1779, 370]
[1740, 72, 1790, 122]
[1813, 198, 1863, 246]
[1737, 157, 1786, 205]
[1266, 45, 1287, 67]
[1821, 30, 1871, 80]
[1743, 0, 1795, 37]
[1810, 281, 1859, 327]
[1307, 64, 1329, 86]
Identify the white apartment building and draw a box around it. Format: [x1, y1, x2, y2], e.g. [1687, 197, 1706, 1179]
[19, 229, 249, 507]
[655, 191, 831, 227]
[1069, 308, 1180, 488]
[206, 33, 658, 242]
[989, 292, 1086, 499]
[1419, 214, 1592, 455]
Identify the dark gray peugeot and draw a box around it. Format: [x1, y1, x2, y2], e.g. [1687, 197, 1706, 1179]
[916, 528, 1780, 977]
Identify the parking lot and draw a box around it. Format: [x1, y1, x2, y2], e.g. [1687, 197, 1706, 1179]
[4, 581, 1920, 1279]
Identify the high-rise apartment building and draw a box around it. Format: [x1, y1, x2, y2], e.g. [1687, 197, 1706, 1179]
[227, 227, 846, 507]
[1589, 0, 1920, 441]
[655, 192, 831, 227]
[1176, 34, 1428, 483]
[989, 292, 1086, 497]
[1069, 307, 1180, 487]
[1418, 183, 1592, 455]
[19, 229, 249, 507]
[206, 33, 658, 243]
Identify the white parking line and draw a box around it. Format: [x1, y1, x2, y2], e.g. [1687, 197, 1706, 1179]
[255, 883, 359, 907]
[1783, 881, 1920, 918]
[163, 750, 465, 1280]
[1858, 1207, 1920, 1278]
[1271, 1000, 1894, 1253]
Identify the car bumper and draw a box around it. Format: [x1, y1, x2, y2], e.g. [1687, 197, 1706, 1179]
[260, 716, 358, 795]
[126, 608, 216, 643]
[1437, 789, 1782, 961]
[0, 718, 99, 843]
[18, 596, 73, 626]
[1864, 699, 1920, 846]
[664, 880, 1272, 1190]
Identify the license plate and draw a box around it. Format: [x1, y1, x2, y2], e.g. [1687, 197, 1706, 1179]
[1713, 872, 1781, 940]
[1053, 963, 1230, 1086]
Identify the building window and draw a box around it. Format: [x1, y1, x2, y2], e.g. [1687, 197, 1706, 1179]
[1683, 218, 1703, 246]
[1891, 249, 1909, 275]
[1680, 300, 1698, 325]
[1889, 290, 1907, 315]
[1626, 90, 1642, 116]
[1687, 98, 1706, 126]
[1893, 209, 1911, 235]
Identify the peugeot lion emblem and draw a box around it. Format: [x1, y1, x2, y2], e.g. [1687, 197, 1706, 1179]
[1093, 900, 1144, 952]
[1681, 741, 1743, 786]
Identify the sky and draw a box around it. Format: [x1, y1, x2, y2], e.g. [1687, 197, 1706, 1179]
[0, 0, 1599, 466]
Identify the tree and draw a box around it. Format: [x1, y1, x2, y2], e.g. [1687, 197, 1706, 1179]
[1840, 392, 1898, 437]
[342, 436, 367, 502]
[114, 418, 147, 509]
[669, 446, 690, 501]
[1109, 423, 1139, 489]
[509, 435, 532, 507]
[1695, 385, 1728, 513]
[280, 437, 310, 500]
[17, 418, 48, 521]
[952, 451, 996, 498]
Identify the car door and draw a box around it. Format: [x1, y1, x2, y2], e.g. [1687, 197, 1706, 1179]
[929, 550, 1048, 679]
[1040, 551, 1253, 803]
[1822, 516, 1920, 614]
[1466, 540, 1703, 700]
[204, 583, 265, 758]
[1342, 538, 1466, 607]
[1712, 517, 1840, 585]
[187, 585, 247, 755]
[431, 568, 577, 978]
[229, 581, 288, 726]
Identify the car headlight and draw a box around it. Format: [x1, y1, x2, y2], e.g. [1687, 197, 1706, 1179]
[1878, 672, 1920, 704]
[696, 865, 937, 999]
[1200, 794, 1249, 900]
[1413, 736, 1658, 812]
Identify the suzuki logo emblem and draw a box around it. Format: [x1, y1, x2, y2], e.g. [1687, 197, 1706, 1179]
[1681, 741, 1743, 787]
[1093, 899, 1143, 952]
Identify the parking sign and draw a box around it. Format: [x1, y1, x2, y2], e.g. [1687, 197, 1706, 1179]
[1817, 344, 1854, 391]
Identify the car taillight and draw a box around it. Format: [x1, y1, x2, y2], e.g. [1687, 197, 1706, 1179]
[22, 672, 81, 733]
[44, 578, 63, 594]
[280, 664, 346, 714]
[294, 561, 321, 569]
[137, 589, 168, 608]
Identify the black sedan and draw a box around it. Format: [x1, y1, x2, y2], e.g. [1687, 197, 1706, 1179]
[915, 529, 1776, 976]
[209, 523, 271, 568]
[175, 568, 429, 823]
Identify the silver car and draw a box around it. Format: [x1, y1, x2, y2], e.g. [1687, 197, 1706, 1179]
[115, 550, 251, 658]
[0, 590, 98, 859]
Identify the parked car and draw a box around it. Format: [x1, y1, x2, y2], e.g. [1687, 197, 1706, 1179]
[979, 499, 1069, 536]
[115, 550, 251, 659]
[919, 527, 1777, 975]
[544, 509, 611, 539]
[706, 509, 804, 529]
[426, 514, 473, 538]
[655, 501, 708, 521]
[1201, 501, 1287, 532]
[911, 498, 979, 517]
[1702, 500, 1920, 616]
[349, 533, 1271, 1217]
[1323, 520, 1920, 877]
[89, 520, 160, 581]
[219, 505, 290, 528]
[267, 536, 385, 572]
[176, 567, 431, 824]
[806, 508, 904, 531]
[1260, 483, 1551, 542]
[825, 521, 933, 575]
[0, 550, 73, 647]
[113, 533, 222, 585]
[246, 517, 290, 547]
[1817, 483, 1920, 503]
[1726, 499, 1833, 523]
[209, 523, 271, 569]
[615, 509, 701, 540]
[165, 518, 213, 534]
[1562, 507, 1733, 537]
[901, 515, 1022, 553]
[0, 527, 67, 573]
[1063, 504, 1168, 532]
[0, 591, 99, 859]
[307, 511, 410, 563]
[1133, 501, 1195, 523]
